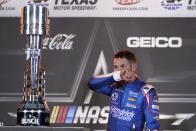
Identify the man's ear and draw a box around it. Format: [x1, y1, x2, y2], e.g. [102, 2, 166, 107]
[131, 63, 137, 72]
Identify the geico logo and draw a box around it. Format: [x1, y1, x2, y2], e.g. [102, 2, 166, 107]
[55, 0, 97, 5]
[127, 37, 182, 48]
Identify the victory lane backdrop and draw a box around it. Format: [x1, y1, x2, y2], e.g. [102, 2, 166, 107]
[0, 18, 196, 131]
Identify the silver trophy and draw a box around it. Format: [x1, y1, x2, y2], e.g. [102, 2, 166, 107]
[17, 0, 50, 126]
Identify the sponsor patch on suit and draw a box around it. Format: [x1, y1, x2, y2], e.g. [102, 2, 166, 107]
[128, 97, 137, 102]
[126, 103, 136, 109]
[152, 105, 159, 110]
[129, 91, 138, 97]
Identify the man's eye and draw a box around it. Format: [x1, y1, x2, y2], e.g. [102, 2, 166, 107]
[120, 65, 125, 68]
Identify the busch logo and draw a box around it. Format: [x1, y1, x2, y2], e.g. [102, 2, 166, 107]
[43, 34, 75, 50]
[127, 37, 182, 48]
[21, 114, 40, 125]
[115, 0, 143, 5]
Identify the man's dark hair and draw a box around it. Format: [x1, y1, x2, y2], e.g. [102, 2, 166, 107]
[114, 50, 136, 63]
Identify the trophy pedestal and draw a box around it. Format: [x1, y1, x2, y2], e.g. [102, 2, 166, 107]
[17, 101, 50, 126]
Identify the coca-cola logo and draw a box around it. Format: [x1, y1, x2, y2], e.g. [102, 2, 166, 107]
[43, 34, 76, 50]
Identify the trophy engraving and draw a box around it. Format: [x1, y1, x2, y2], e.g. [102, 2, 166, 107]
[17, 0, 50, 126]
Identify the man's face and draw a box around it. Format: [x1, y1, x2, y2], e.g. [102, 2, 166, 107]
[113, 58, 131, 72]
[113, 57, 137, 82]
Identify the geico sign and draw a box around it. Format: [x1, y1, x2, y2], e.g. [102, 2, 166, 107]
[127, 37, 182, 48]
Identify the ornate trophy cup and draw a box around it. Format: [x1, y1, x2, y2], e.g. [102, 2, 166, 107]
[17, 0, 50, 126]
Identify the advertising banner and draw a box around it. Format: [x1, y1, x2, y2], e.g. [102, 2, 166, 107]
[0, 0, 196, 17]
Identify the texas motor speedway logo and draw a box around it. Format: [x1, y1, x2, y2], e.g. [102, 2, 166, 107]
[53, 0, 98, 11]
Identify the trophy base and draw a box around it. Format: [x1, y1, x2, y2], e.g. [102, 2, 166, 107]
[17, 101, 50, 126]
[17, 111, 50, 126]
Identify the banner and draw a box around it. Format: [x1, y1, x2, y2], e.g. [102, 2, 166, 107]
[0, 0, 196, 17]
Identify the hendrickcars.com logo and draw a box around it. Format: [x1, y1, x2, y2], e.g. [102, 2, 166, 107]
[161, 0, 183, 10]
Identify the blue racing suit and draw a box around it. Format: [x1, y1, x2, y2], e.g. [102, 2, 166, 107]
[88, 72, 160, 131]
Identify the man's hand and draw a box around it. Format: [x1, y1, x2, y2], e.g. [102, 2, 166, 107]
[120, 69, 136, 82]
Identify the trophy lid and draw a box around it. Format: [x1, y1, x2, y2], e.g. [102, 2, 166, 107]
[20, 1, 49, 35]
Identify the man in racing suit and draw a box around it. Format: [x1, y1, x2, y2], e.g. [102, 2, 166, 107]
[88, 50, 160, 131]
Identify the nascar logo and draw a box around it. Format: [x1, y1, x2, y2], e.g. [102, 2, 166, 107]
[50, 106, 109, 124]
